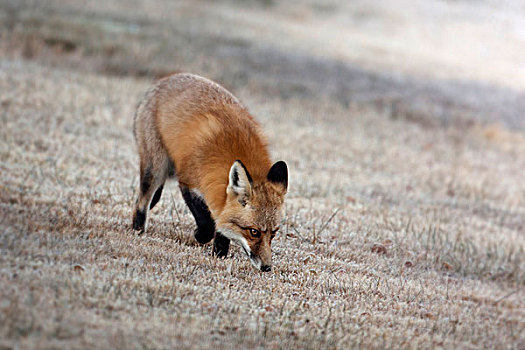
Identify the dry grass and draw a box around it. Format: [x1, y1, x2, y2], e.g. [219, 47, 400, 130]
[1, 1, 524, 349]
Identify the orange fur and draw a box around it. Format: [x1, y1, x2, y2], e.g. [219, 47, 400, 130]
[157, 105, 272, 215]
[131, 73, 287, 271]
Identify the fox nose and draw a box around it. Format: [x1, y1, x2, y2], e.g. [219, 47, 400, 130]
[260, 265, 271, 272]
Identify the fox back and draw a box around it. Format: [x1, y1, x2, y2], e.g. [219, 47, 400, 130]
[132, 73, 288, 271]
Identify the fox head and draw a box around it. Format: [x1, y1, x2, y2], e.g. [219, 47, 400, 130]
[216, 160, 288, 272]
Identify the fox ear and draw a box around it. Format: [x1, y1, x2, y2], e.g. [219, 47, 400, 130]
[267, 161, 288, 193]
[227, 160, 253, 205]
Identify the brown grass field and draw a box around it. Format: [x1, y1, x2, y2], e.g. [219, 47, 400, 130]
[1, 0, 524, 348]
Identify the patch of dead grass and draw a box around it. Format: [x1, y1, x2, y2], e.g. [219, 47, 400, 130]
[1, 56, 524, 349]
[1, 1, 524, 348]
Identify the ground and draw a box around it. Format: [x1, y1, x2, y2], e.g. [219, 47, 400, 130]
[0, 0, 524, 349]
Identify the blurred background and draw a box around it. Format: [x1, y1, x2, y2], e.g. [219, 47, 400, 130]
[1, 1, 525, 348]
[2, 0, 524, 129]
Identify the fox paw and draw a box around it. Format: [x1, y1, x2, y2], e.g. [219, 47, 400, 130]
[194, 226, 214, 244]
[132, 210, 146, 232]
[213, 232, 230, 258]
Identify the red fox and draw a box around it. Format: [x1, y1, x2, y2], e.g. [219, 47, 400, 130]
[132, 73, 288, 272]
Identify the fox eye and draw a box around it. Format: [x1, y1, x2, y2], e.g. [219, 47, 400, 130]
[248, 228, 261, 238]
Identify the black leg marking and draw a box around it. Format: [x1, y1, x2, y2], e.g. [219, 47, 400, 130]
[260, 265, 271, 272]
[133, 210, 146, 232]
[140, 165, 153, 194]
[167, 159, 176, 178]
[180, 187, 215, 244]
[213, 232, 230, 258]
[194, 225, 215, 244]
[149, 185, 164, 209]
[132, 159, 169, 233]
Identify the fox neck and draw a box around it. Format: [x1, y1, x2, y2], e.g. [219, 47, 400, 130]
[199, 157, 271, 219]
[174, 111, 273, 218]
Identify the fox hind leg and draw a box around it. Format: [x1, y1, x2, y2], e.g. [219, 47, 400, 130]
[149, 159, 175, 210]
[132, 157, 169, 233]
[180, 186, 215, 244]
